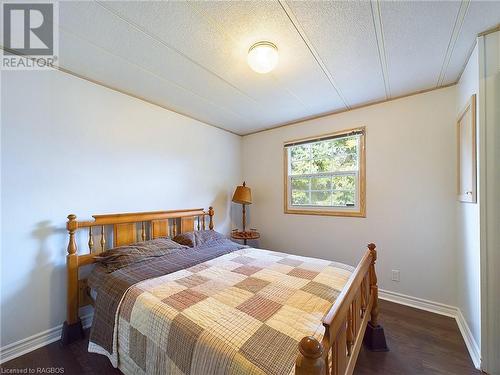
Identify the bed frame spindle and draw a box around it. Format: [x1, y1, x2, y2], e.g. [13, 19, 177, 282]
[208, 207, 214, 230]
[100, 226, 105, 252]
[88, 227, 94, 252]
[347, 306, 354, 356]
[141, 222, 146, 241]
[361, 280, 366, 318]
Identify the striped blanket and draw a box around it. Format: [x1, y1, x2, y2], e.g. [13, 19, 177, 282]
[93, 247, 353, 374]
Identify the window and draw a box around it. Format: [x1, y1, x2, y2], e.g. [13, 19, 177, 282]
[284, 127, 366, 217]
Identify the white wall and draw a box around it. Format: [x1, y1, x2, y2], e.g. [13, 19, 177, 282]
[242, 87, 458, 305]
[455, 44, 481, 352]
[0, 70, 242, 348]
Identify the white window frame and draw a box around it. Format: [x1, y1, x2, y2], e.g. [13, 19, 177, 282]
[284, 127, 366, 217]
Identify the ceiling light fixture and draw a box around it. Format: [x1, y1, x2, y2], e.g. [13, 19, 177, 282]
[247, 41, 279, 74]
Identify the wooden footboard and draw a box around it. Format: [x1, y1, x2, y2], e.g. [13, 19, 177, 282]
[295, 243, 386, 375]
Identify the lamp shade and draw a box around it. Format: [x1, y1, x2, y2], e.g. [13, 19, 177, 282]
[232, 182, 252, 205]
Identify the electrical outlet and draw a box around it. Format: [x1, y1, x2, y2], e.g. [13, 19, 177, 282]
[391, 270, 400, 282]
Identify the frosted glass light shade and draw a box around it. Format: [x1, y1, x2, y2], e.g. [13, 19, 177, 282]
[247, 41, 278, 74]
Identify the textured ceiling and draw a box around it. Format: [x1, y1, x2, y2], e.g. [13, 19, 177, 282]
[56, 1, 500, 135]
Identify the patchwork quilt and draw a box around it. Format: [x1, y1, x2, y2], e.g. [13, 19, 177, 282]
[107, 248, 353, 375]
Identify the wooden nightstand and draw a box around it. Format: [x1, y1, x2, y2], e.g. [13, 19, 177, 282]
[231, 229, 260, 245]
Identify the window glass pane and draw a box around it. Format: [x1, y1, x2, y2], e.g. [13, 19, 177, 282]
[311, 191, 332, 206]
[311, 140, 332, 159]
[344, 191, 355, 205]
[332, 175, 355, 190]
[291, 160, 310, 175]
[311, 176, 331, 190]
[332, 136, 358, 154]
[311, 158, 332, 173]
[332, 191, 356, 206]
[292, 190, 310, 205]
[332, 153, 357, 171]
[290, 144, 310, 161]
[291, 177, 310, 190]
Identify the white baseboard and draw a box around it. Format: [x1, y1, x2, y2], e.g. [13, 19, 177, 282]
[379, 289, 458, 317]
[379, 289, 481, 370]
[455, 309, 482, 370]
[0, 314, 93, 365]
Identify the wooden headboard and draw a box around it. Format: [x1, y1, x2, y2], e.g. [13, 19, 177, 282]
[62, 207, 214, 343]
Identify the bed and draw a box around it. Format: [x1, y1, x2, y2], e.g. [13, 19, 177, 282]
[61, 207, 386, 375]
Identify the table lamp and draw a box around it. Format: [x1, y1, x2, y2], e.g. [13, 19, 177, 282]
[232, 181, 252, 232]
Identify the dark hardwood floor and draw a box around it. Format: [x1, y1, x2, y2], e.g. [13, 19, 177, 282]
[355, 300, 480, 375]
[1, 300, 479, 374]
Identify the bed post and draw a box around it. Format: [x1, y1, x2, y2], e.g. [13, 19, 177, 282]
[295, 336, 325, 375]
[208, 206, 214, 230]
[363, 243, 388, 351]
[61, 214, 84, 345]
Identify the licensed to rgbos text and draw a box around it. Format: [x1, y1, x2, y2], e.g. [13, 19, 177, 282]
[0, 368, 64, 374]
